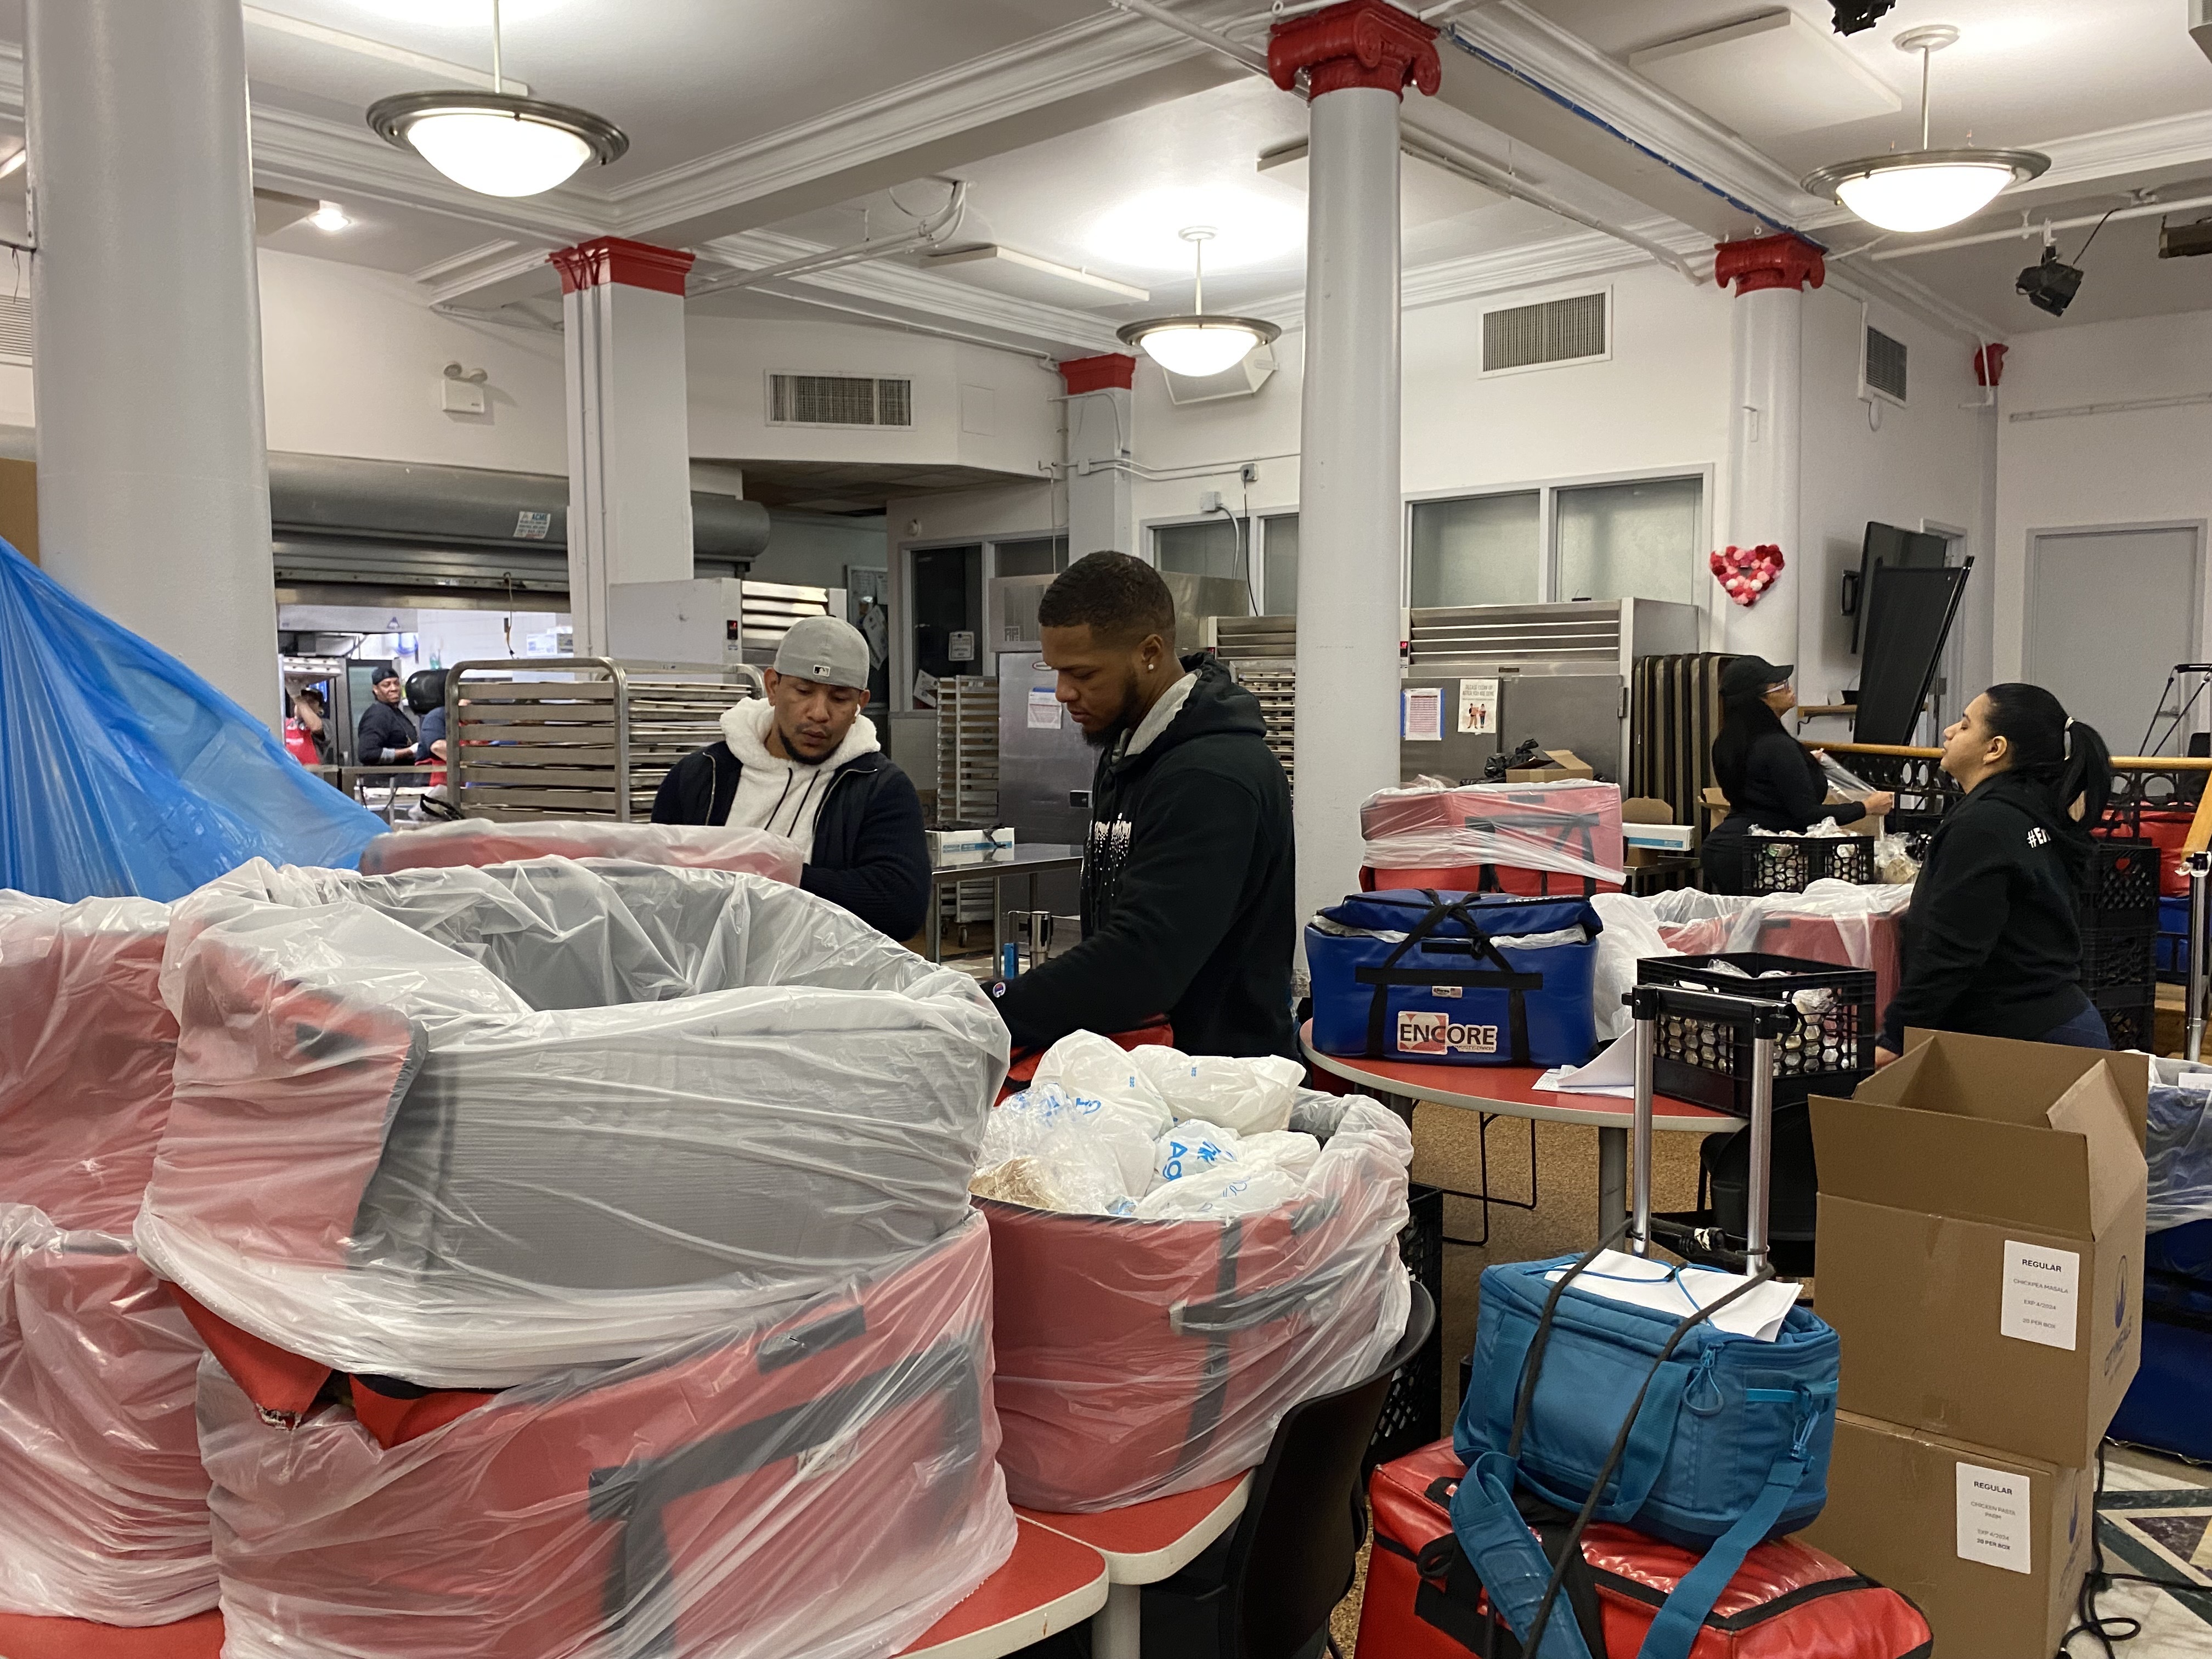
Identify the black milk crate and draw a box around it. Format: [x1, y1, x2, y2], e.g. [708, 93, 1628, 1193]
[1370, 1184, 1444, 1468]
[1740, 836, 1876, 895]
[1635, 953, 1876, 1115]
[2081, 922, 2157, 995]
[2093, 983, 2155, 1053]
[2084, 838, 2160, 924]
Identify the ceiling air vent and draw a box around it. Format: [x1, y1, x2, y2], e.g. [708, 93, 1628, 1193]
[1864, 325, 1908, 405]
[766, 372, 913, 428]
[0, 291, 31, 365]
[1481, 291, 1607, 375]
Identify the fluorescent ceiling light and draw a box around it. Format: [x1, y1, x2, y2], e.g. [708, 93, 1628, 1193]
[1116, 227, 1279, 379]
[365, 2, 623, 199]
[1801, 26, 2047, 234]
[308, 201, 352, 232]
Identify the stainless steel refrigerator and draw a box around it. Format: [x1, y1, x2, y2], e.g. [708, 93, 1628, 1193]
[996, 649, 1093, 922]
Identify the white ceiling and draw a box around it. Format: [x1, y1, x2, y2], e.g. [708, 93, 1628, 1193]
[0, 0, 2199, 349]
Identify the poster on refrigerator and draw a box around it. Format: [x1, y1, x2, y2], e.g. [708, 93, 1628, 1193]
[1458, 677, 1498, 735]
[1027, 687, 1063, 730]
[1402, 686, 1443, 742]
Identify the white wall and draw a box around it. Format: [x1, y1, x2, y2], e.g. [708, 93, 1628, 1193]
[1795, 283, 1990, 718]
[752, 509, 889, 589]
[1994, 311, 2212, 685]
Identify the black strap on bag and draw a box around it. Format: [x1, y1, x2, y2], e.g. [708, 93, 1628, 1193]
[1414, 1483, 1608, 1659]
[1356, 891, 1543, 1064]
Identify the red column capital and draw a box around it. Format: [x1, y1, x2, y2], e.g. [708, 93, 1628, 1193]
[548, 236, 697, 297]
[1713, 233, 1825, 296]
[1058, 353, 1137, 395]
[1269, 0, 1441, 100]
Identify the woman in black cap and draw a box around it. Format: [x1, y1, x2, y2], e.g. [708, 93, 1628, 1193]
[1701, 656, 1893, 893]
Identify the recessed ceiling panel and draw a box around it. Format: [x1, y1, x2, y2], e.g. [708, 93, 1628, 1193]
[1628, 9, 1901, 139]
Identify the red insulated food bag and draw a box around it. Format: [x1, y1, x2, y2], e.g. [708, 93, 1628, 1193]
[1358, 1441, 1932, 1659]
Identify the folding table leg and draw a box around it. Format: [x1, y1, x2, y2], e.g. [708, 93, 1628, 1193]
[1092, 1581, 1141, 1659]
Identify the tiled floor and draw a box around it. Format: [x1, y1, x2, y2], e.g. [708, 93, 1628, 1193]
[2073, 1444, 2212, 1656]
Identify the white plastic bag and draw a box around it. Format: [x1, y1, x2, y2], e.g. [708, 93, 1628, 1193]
[1029, 1030, 1174, 1133]
[1154, 1120, 1243, 1183]
[1131, 1045, 1304, 1134]
[972, 1084, 1153, 1214]
[1133, 1162, 1304, 1220]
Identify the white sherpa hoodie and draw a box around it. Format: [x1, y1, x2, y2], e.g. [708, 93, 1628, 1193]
[718, 698, 881, 859]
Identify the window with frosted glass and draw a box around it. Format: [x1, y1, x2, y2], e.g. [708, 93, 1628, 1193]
[1155, 518, 1244, 581]
[1261, 514, 1297, 614]
[1407, 492, 1541, 608]
[1554, 476, 1703, 605]
[993, 536, 1066, 578]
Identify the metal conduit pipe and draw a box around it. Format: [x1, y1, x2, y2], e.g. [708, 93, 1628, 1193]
[1109, 0, 1707, 284]
[687, 182, 969, 300]
[1865, 190, 2212, 261]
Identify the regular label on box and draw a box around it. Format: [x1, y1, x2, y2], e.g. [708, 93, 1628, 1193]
[1955, 1462, 2033, 1574]
[2000, 1239, 2080, 1350]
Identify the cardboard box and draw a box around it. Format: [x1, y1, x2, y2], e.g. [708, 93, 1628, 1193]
[1798, 1412, 2093, 1659]
[1811, 1031, 2149, 1465]
[1505, 749, 1596, 783]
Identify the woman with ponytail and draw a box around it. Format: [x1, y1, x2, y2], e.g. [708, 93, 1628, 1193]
[1875, 683, 2116, 1063]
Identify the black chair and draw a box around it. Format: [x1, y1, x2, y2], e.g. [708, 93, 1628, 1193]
[1138, 1282, 1440, 1659]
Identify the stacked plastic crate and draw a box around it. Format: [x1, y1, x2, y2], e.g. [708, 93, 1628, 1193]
[2081, 838, 2160, 1049]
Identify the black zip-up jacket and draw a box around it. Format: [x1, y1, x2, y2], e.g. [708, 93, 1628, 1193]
[650, 744, 929, 941]
[356, 699, 419, 765]
[1703, 729, 1868, 892]
[1879, 770, 2092, 1051]
[992, 656, 1295, 1059]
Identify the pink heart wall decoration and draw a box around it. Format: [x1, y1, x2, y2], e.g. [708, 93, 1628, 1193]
[1708, 543, 1785, 608]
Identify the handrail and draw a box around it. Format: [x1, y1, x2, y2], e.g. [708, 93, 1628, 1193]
[1809, 740, 2212, 771]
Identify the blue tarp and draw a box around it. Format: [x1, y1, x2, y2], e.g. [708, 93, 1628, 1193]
[0, 539, 381, 901]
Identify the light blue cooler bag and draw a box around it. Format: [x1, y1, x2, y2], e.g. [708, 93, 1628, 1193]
[1305, 890, 1601, 1068]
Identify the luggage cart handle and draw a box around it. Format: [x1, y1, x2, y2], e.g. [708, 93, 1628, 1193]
[1623, 985, 1797, 1274]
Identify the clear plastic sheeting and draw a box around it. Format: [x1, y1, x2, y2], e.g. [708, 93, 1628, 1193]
[0, 1206, 213, 1624]
[2146, 1059, 2212, 1232]
[979, 1093, 1415, 1511]
[198, 1215, 1018, 1659]
[1587, 881, 1912, 1040]
[0, 892, 176, 1234]
[1359, 780, 1626, 886]
[360, 818, 805, 883]
[139, 857, 1009, 1386]
[0, 540, 382, 901]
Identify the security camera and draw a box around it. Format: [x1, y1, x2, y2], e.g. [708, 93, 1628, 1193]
[2016, 247, 2084, 317]
[1830, 0, 1897, 34]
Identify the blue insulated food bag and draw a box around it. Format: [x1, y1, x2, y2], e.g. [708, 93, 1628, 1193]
[1306, 890, 1601, 1068]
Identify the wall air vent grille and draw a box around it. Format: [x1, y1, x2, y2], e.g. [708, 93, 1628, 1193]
[0, 291, 31, 364]
[1865, 326, 1908, 405]
[767, 373, 915, 428]
[1482, 291, 1607, 374]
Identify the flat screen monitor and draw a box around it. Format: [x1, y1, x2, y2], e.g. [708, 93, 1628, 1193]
[1848, 522, 1949, 653]
[1855, 562, 1971, 747]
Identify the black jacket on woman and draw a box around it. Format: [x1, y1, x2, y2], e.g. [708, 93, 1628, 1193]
[1701, 730, 1867, 892]
[1877, 770, 2091, 1050]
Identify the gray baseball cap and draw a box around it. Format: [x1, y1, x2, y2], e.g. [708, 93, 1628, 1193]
[772, 614, 871, 691]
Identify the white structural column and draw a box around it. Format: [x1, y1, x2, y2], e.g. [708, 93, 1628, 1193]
[551, 238, 699, 658]
[1059, 354, 1138, 557]
[1715, 234, 1824, 665]
[1273, 2, 1442, 933]
[25, 0, 280, 724]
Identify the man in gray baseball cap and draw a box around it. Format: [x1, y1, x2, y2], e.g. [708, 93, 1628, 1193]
[652, 614, 929, 939]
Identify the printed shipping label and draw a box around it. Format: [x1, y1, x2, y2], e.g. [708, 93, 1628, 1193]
[1396, 1009, 1499, 1057]
[2000, 1240, 2081, 1351]
[1955, 1462, 2033, 1574]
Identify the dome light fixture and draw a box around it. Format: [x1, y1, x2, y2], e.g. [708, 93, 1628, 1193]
[1801, 25, 2047, 234]
[366, 0, 625, 199]
[1117, 227, 1280, 380]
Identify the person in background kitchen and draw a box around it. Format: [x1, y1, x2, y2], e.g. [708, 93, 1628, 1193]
[651, 614, 929, 941]
[356, 669, 421, 772]
[1701, 656, 1894, 894]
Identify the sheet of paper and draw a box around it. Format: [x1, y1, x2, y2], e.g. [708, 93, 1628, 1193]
[1999, 1240, 2080, 1351]
[1955, 1463, 2034, 1574]
[1533, 1034, 1635, 1097]
[1457, 677, 1498, 735]
[1543, 1249, 1799, 1341]
[1026, 688, 1062, 730]
[912, 669, 939, 708]
[1403, 686, 1443, 741]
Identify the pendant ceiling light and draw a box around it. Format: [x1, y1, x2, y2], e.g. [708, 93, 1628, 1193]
[1801, 25, 2046, 234]
[366, 0, 625, 198]
[1117, 227, 1280, 380]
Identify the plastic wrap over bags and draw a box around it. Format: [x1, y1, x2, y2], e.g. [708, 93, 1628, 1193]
[2146, 1059, 2212, 1232]
[0, 540, 382, 901]
[1359, 779, 1625, 889]
[360, 817, 805, 883]
[199, 1214, 1017, 1659]
[0, 1207, 213, 1623]
[1132, 1045, 1304, 1135]
[139, 857, 1009, 1386]
[979, 1093, 1415, 1511]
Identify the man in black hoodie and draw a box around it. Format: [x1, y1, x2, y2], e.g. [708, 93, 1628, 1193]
[989, 552, 1295, 1058]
